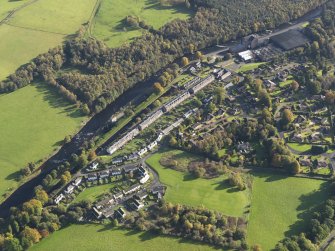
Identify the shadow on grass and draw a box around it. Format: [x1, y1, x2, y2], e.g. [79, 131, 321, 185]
[5, 170, 21, 181]
[33, 82, 83, 119]
[251, 170, 288, 182]
[284, 181, 332, 238]
[182, 172, 197, 181]
[144, 0, 192, 15]
[214, 180, 242, 193]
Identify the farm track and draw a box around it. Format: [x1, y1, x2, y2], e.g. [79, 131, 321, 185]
[4, 23, 68, 36]
[0, 0, 39, 26]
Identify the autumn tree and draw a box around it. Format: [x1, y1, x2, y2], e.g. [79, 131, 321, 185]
[281, 109, 294, 125]
[153, 82, 164, 93]
[181, 57, 189, 67]
[290, 80, 299, 92]
[34, 189, 49, 205]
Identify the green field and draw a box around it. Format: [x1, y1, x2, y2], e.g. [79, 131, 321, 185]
[146, 150, 250, 217]
[0, 0, 96, 80]
[0, 0, 28, 20]
[30, 224, 216, 251]
[247, 172, 331, 250]
[0, 24, 63, 80]
[0, 84, 85, 201]
[92, 0, 192, 47]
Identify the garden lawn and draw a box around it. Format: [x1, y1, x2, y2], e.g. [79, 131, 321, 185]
[237, 62, 266, 73]
[30, 224, 216, 251]
[0, 84, 85, 201]
[92, 0, 192, 47]
[72, 183, 115, 203]
[288, 143, 312, 153]
[247, 172, 331, 250]
[146, 151, 250, 217]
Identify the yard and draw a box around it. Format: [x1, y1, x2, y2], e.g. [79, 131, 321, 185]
[287, 143, 312, 153]
[236, 62, 266, 73]
[30, 224, 216, 251]
[247, 172, 331, 250]
[91, 0, 193, 47]
[0, 84, 85, 202]
[72, 183, 115, 204]
[146, 150, 250, 217]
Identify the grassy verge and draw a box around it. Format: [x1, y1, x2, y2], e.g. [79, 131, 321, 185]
[236, 62, 266, 73]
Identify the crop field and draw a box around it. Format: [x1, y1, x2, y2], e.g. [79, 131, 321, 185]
[247, 172, 331, 250]
[92, 0, 192, 47]
[0, 0, 96, 80]
[31, 224, 216, 251]
[0, 84, 85, 201]
[146, 151, 250, 217]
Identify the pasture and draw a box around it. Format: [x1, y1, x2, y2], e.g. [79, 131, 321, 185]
[92, 0, 192, 47]
[0, 0, 96, 80]
[146, 151, 250, 217]
[0, 84, 85, 201]
[30, 224, 216, 251]
[247, 172, 331, 250]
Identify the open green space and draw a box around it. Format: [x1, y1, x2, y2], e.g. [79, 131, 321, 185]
[287, 143, 312, 153]
[92, 0, 192, 47]
[31, 224, 216, 251]
[73, 183, 115, 203]
[0, 84, 85, 201]
[236, 62, 266, 73]
[0, 0, 96, 80]
[247, 172, 331, 250]
[146, 150, 250, 217]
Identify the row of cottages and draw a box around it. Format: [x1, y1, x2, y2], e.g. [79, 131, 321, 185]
[54, 177, 83, 204]
[123, 184, 141, 196]
[183, 76, 201, 89]
[107, 75, 215, 156]
[138, 109, 164, 131]
[163, 91, 191, 112]
[189, 75, 215, 94]
[107, 127, 140, 155]
[213, 69, 231, 80]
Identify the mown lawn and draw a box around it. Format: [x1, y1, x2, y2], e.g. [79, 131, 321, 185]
[30, 225, 216, 251]
[146, 151, 250, 217]
[72, 183, 115, 203]
[236, 62, 266, 73]
[288, 143, 312, 153]
[247, 172, 331, 250]
[92, 0, 192, 47]
[0, 84, 85, 201]
[0, 0, 96, 80]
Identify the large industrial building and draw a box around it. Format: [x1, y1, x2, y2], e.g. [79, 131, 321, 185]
[270, 29, 309, 51]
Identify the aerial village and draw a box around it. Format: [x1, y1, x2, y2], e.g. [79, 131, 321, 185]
[51, 25, 334, 224]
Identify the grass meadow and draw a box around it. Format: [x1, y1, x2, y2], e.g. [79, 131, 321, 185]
[30, 225, 217, 251]
[92, 0, 192, 47]
[146, 150, 250, 217]
[0, 0, 28, 20]
[247, 172, 331, 250]
[236, 62, 266, 73]
[0, 84, 85, 201]
[72, 183, 115, 203]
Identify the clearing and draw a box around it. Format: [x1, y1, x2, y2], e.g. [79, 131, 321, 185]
[0, 84, 85, 201]
[247, 171, 331, 250]
[91, 0, 192, 47]
[146, 150, 250, 217]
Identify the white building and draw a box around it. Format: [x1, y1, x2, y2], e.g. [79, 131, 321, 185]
[140, 173, 150, 184]
[73, 177, 82, 187]
[238, 50, 254, 62]
[147, 141, 157, 151]
[54, 193, 65, 204]
[65, 185, 75, 194]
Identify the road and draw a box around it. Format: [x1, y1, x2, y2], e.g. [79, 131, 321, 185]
[319, 230, 335, 251]
[203, 6, 322, 58]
